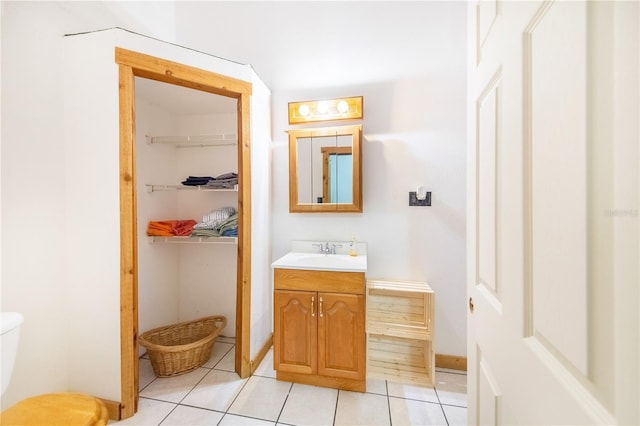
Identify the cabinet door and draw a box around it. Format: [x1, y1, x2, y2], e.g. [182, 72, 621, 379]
[274, 290, 317, 375]
[317, 292, 365, 381]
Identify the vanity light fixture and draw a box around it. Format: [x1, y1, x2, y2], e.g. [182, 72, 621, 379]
[288, 96, 363, 124]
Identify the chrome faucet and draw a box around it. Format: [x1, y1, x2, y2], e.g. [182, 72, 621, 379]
[312, 242, 338, 254]
[312, 243, 329, 254]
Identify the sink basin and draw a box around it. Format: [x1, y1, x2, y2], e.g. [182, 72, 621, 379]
[272, 252, 367, 272]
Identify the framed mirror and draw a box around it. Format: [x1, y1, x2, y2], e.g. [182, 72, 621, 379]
[288, 125, 362, 212]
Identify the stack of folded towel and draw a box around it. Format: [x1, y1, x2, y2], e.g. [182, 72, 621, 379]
[181, 172, 238, 189]
[203, 172, 238, 189]
[191, 207, 238, 237]
[181, 176, 213, 186]
[147, 219, 197, 237]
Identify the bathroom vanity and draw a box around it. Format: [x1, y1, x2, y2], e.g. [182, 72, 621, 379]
[272, 242, 367, 391]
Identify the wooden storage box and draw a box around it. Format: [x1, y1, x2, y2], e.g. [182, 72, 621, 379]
[366, 279, 433, 340]
[366, 279, 434, 386]
[367, 333, 434, 386]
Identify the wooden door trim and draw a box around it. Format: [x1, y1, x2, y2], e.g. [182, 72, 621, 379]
[321, 146, 352, 203]
[115, 47, 252, 419]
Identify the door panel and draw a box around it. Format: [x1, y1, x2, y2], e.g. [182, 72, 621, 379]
[477, 347, 501, 425]
[274, 290, 317, 375]
[524, 0, 588, 375]
[468, 1, 638, 424]
[476, 68, 502, 304]
[317, 293, 365, 381]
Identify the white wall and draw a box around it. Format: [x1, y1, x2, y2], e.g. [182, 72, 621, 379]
[135, 98, 180, 343]
[249, 73, 273, 359]
[62, 26, 270, 402]
[269, 28, 467, 357]
[1, 2, 71, 407]
[1, 1, 272, 407]
[1, 1, 177, 408]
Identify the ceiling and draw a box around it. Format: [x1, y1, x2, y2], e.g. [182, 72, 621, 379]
[172, 2, 466, 92]
[125, 2, 466, 115]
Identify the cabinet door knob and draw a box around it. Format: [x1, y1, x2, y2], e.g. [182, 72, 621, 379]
[311, 296, 316, 317]
[469, 297, 474, 313]
[319, 296, 324, 317]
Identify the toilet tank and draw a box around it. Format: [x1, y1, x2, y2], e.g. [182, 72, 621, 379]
[1, 312, 24, 396]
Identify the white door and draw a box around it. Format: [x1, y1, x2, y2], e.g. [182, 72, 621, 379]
[467, 1, 638, 424]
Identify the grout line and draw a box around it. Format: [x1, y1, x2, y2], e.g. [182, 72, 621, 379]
[386, 380, 393, 425]
[388, 394, 442, 405]
[441, 402, 469, 409]
[156, 403, 180, 426]
[208, 342, 235, 370]
[274, 381, 294, 424]
[332, 389, 340, 425]
[221, 369, 252, 416]
[434, 386, 443, 405]
[175, 367, 212, 405]
[177, 402, 226, 415]
[441, 403, 451, 426]
[220, 412, 285, 425]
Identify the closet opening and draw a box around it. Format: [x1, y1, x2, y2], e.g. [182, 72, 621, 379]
[116, 48, 253, 419]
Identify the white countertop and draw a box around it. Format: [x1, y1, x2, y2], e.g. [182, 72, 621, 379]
[272, 241, 368, 272]
[272, 252, 367, 272]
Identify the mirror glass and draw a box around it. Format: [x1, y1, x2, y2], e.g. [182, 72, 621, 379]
[288, 125, 362, 212]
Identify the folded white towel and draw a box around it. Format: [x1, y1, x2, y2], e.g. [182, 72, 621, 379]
[194, 206, 236, 230]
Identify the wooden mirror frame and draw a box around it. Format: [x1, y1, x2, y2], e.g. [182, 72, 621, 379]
[288, 125, 362, 213]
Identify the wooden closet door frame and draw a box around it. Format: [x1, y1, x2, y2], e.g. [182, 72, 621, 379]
[115, 47, 253, 419]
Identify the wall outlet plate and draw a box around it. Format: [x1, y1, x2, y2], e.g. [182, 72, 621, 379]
[409, 191, 431, 206]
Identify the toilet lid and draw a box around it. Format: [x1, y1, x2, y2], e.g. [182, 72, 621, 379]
[0, 393, 108, 425]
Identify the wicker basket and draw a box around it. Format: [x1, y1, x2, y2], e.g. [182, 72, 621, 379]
[139, 315, 227, 377]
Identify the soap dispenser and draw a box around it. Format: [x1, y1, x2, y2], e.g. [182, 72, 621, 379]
[349, 234, 358, 257]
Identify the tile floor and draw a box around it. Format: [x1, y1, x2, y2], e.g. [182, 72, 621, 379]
[111, 337, 467, 425]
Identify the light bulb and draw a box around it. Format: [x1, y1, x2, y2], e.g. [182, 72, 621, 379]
[317, 101, 328, 115]
[337, 100, 349, 114]
[298, 104, 310, 117]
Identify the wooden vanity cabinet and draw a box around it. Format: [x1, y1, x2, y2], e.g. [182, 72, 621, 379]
[273, 268, 366, 392]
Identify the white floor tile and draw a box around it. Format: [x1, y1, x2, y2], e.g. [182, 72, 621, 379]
[228, 376, 291, 422]
[334, 391, 390, 426]
[387, 380, 439, 403]
[110, 397, 175, 425]
[278, 383, 337, 426]
[128, 350, 467, 426]
[434, 371, 467, 407]
[160, 405, 224, 425]
[219, 414, 276, 425]
[253, 349, 276, 379]
[139, 358, 157, 391]
[388, 397, 447, 426]
[216, 347, 237, 372]
[366, 377, 387, 395]
[442, 404, 467, 426]
[181, 369, 248, 412]
[202, 341, 235, 368]
[139, 367, 209, 403]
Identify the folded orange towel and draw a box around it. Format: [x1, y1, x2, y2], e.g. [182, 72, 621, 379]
[147, 220, 197, 237]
